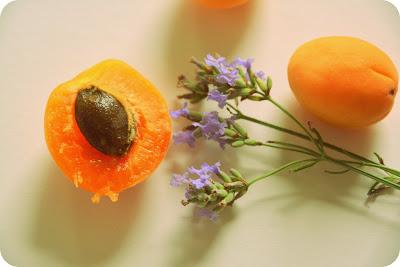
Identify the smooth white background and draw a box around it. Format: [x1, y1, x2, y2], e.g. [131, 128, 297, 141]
[0, 0, 400, 267]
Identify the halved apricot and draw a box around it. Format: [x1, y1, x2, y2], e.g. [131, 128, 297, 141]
[44, 60, 171, 203]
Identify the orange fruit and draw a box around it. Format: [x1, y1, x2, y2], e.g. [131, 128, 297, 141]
[44, 60, 171, 203]
[288, 36, 398, 128]
[195, 0, 248, 9]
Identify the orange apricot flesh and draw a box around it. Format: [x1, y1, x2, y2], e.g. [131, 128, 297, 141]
[44, 60, 171, 203]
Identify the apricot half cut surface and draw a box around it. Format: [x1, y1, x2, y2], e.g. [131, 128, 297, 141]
[44, 60, 171, 203]
[288, 36, 398, 128]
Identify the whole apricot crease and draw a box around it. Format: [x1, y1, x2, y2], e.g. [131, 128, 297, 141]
[44, 60, 171, 203]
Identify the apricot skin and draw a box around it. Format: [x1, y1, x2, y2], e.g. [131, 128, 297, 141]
[195, 0, 248, 9]
[288, 36, 398, 128]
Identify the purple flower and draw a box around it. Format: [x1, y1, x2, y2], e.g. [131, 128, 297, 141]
[255, 71, 266, 80]
[204, 54, 239, 86]
[232, 57, 254, 69]
[189, 162, 221, 176]
[195, 207, 218, 222]
[204, 54, 227, 69]
[187, 162, 221, 189]
[192, 112, 226, 148]
[170, 172, 190, 187]
[191, 177, 211, 189]
[207, 89, 227, 108]
[216, 69, 239, 86]
[170, 103, 189, 119]
[204, 54, 228, 71]
[193, 112, 225, 139]
[173, 131, 196, 147]
[205, 162, 221, 174]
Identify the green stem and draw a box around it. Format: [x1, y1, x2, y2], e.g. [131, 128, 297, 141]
[267, 97, 322, 151]
[239, 113, 374, 163]
[261, 144, 317, 157]
[228, 100, 400, 188]
[248, 159, 316, 186]
[339, 160, 400, 178]
[326, 156, 400, 190]
[266, 141, 320, 157]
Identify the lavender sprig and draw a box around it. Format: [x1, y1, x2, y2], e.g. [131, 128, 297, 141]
[171, 162, 248, 219]
[170, 54, 400, 220]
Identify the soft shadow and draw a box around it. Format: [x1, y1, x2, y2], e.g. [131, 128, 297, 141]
[287, 99, 377, 157]
[167, 208, 236, 267]
[266, 98, 376, 208]
[31, 159, 146, 267]
[164, 0, 256, 81]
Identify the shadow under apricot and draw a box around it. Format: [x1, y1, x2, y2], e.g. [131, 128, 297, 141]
[164, 0, 257, 81]
[31, 158, 146, 267]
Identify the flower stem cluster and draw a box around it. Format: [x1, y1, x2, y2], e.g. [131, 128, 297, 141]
[170, 54, 400, 220]
[171, 162, 248, 221]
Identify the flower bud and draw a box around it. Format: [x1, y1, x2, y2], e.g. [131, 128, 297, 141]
[230, 168, 243, 178]
[247, 95, 264, 101]
[256, 77, 267, 92]
[218, 170, 232, 183]
[238, 67, 248, 80]
[248, 68, 256, 86]
[190, 57, 210, 71]
[214, 182, 225, 190]
[188, 111, 203, 122]
[239, 88, 253, 96]
[232, 123, 248, 137]
[224, 128, 238, 137]
[267, 76, 273, 92]
[231, 140, 245, 147]
[235, 78, 247, 88]
[197, 192, 209, 202]
[220, 192, 235, 206]
[244, 139, 261, 146]
[215, 189, 228, 198]
[224, 181, 246, 189]
[192, 127, 203, 138]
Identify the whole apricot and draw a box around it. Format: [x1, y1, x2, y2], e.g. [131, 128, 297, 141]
[288, 36, 398, 128]
[195, 0, 248, 9]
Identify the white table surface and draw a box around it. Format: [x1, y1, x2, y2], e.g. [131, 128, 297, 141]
[0, 0, 400, 266]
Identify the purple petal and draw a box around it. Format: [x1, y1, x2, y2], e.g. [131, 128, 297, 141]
[170, 103, 189, 119]
[232, 57, 254, 69]
[170, 172, 190, 187]
[207, 89, 227, 109]
[201, 162, 221, 174]
[191, 177, 210, 189]
[204, 54, 227, 70]
[255, 71, 266, 80]
[173, 131, 196, 147]
[194, 111, 226, 140]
